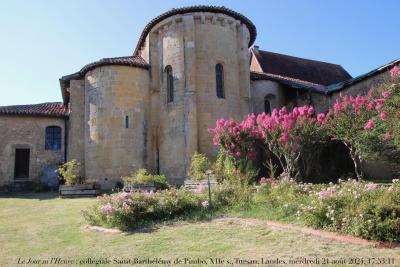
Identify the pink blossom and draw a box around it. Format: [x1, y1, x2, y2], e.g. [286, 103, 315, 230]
[235, 151, 241, 158]
[382, 91, 390, 98]
[291, 143, 300, 151]
[364, 182, 378, 192]
[122, 202, 130, 210]
[367, 101, 375, 111]
[364, 119, 375, 129]
[389, 65, 400, 77]
[201, 200, 209, 208]
[375, 104, 383, 110]
[279, 132, 289, 144]
[279, 106, 287, 116]
[99, 203, 115, 214]
[384, 132, 391, 141]
[380, 112, 389, 121]
[317, 113, 326, 123]
[391, 83, 399, 89]
[318, 188, 334, 200]
[307, 107, 315, 116]
[259, 177, 267, 184]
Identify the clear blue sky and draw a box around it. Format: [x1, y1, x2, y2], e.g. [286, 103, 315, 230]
[0, 0, 399, 106]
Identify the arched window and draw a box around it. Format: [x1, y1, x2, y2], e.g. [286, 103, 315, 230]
[264, 94, 276, 114]
[125, 116, 129, 128]
[165, 65, 174, 103]
[45, 126, 61, 150]
[216, 63, 225, 99]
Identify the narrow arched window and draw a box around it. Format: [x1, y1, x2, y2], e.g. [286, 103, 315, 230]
[216, 63, 225, 99]
[264, 94, 275, 114]
[165, 65, 174, 103]
[125, 116, 129, 128]
[45, 126, 61, 150]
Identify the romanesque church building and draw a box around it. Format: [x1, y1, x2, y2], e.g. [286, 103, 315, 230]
[1, 6, 398, 188]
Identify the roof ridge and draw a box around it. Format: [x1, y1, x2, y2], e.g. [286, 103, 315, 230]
[0, 102, 68, 118]
[255, 48, 345, 67]
[0, 101, 63, 108]
[251, 70, 325, 87]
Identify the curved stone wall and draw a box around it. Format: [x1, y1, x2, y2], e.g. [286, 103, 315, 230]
[84, 65, 150, 181]
[194, 13, 251, 159]
[140, 11, 252, 183]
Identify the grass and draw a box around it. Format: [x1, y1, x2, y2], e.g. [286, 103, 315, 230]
[0, 193, 399, 267]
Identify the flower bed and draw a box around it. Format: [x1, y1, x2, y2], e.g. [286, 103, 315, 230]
[254, 178, 400, 242]
[82, 178, 399, 242]
[82, 188, 210, 230]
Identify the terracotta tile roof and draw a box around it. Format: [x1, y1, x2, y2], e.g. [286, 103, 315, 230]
[250, 71, 326, 93]
[250, 48, 352, 86]
[59, 55, 150, 104]
[60, 55, 149, 82]
[0, 102, 68, 118]
[133, 5, 257, 55]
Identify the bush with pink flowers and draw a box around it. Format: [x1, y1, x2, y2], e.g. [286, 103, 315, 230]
[323, 67, 400, 179]
[251, 178, 400, 242]
[209, 105, 328, 181]
[82, 188, 208, 229]
[256, 105, 328, 179]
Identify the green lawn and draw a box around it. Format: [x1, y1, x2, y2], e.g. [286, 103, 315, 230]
[0, 194, 399, 267]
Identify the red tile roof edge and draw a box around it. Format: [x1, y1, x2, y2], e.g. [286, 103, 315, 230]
[0, 102, 69, 118]
[250, 71, 327, 93]
[59, 55, 150, 104]
[133, 5, 257, 55]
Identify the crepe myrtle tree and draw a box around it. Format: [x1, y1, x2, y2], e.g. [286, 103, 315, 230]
[322, 65, 400, 180]
[209, 106, 327, 180]
[208, 114, 263, 183]
[256, 105, 327, 179]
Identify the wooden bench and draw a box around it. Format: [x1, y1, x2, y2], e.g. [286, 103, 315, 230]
[59, 184, 100, 198]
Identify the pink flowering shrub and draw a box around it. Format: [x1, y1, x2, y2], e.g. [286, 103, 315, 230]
[209, 114, 262, 161]
[322, 65, 400, 179]
[208, 114, 263, 182]
[82, 188, 207, 230]
[256, 105, 327, 179]
[209, 106, 327, 181]
[255, 178, 400, 241]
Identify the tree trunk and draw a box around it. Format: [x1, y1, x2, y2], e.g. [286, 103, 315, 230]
[343, 142, 363, 181]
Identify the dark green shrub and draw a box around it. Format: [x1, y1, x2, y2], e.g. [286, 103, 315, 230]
[57, 159, 82, 185]
[122, 169, 169, 190]
[188, 152, 212, 181]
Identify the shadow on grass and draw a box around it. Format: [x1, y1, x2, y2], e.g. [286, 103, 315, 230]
[85, 210, 223, 236]
[0, 192, 60, 200]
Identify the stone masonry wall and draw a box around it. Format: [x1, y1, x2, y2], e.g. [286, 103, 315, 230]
[250, 80, 284, 115]
[194, 14, 251, 161]
[84, 65, 150, 181]
[67, 79, 85, 176]
[0, 116, 65, 185]
[141, 12, 252, 184]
